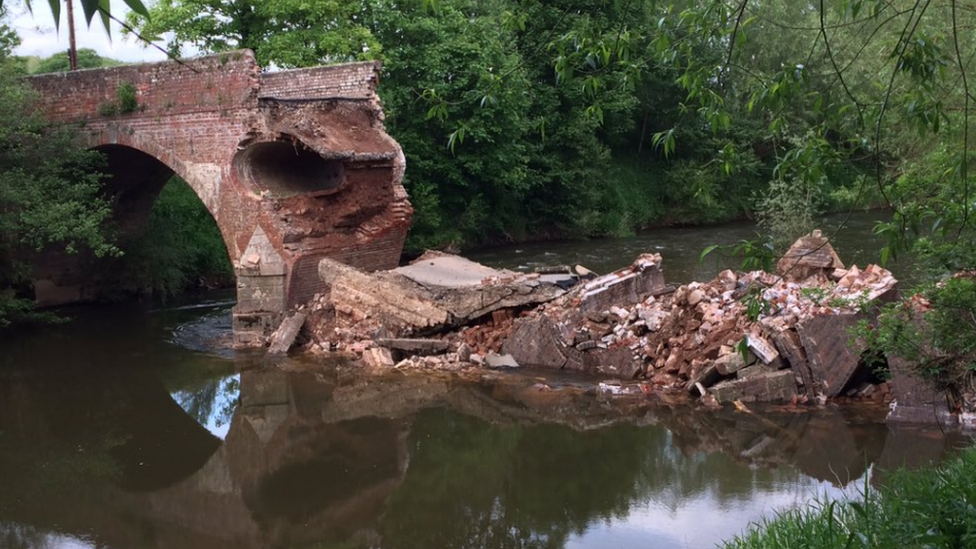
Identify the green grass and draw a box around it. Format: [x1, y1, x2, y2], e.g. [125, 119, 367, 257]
[723, 447, 976, 549]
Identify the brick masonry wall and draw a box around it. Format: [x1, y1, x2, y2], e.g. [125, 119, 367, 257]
[259, 62, 379, 100]
[27, 51, 261, 122]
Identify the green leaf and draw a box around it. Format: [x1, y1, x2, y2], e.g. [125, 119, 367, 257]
[699, 244, 719, 263]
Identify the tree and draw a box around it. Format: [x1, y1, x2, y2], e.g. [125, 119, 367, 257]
[11, 0, 149, 69]
[0, 17, 118, 326]
[126, 0, 380, 68]
[32, 47, 121, 73]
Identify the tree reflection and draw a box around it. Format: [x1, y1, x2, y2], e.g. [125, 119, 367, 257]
[382, 409, 670, 549]
[172, 375, 239, 432]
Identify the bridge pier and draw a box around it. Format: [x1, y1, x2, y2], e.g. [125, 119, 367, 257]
[27, 50, 413, 347]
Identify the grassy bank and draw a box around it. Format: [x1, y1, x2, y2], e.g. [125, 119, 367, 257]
[723, 447, 976, 549]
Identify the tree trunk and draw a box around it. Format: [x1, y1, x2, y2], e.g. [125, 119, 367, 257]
[67, 0, 78, 70]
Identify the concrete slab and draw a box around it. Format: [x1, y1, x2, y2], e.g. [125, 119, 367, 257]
[396, 254, 519, 288]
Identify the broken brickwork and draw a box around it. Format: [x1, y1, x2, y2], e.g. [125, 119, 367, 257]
[26, 50, 412, 345]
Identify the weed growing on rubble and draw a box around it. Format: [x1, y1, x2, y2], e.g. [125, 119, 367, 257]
[700, 239, 778, 273]
[723, 447, 976, 549]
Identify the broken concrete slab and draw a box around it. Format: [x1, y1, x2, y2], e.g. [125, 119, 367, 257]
[267, 312, 307, 354]
[709, 370, 797, 403]
[796, 313, 864, 398]
[485, 353, 520, 369]
[374, 338, 450, 354]
[320, 257, 451, 333]
[395, 252, 518, 288]
[579, 253, 666, 313]
[319, 254, 565, 337]
[362, 347, 395, 368]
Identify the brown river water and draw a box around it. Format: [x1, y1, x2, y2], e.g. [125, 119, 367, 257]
[0, 212, 967, 549]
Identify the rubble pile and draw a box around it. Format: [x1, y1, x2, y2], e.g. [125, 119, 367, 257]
[503, 231, 898, 404]
[302, 230, 900, 407]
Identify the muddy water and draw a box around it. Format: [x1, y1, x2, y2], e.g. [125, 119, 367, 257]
[0, 214, 961, 549]
[467, 211, 920, 284]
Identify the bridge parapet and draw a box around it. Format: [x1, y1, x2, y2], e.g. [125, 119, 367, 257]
[26, 51, 412, 347]
[259, 62, 379, 100]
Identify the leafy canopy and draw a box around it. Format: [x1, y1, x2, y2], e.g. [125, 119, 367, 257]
[126, 0, 380, 68]
[12, 0, 150, 37]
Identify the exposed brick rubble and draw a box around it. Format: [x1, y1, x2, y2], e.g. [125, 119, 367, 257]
[301, 232, 900, 408]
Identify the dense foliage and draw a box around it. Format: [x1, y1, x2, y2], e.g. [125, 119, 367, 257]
[120, 178, 234, 299]
[0, 23, 118, 326]
[129, 0, 967, 254]
[128, 0, 789, 251]
[724, 447, 976, 549]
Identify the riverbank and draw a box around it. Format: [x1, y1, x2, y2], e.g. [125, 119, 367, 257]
[723, 445, 976, 549]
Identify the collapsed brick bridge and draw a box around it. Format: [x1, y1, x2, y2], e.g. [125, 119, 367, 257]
[27, 50, 412, 345]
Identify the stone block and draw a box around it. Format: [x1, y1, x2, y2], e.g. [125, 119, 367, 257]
[772, 329, 816, 397]
[267, 312, 307, 354]
[504, 316, 570, 369]
[709, 370, 797, 403]
[583, 347, 640, 378]
[746, 334, 780, 364]
[796, 313, 864, 398]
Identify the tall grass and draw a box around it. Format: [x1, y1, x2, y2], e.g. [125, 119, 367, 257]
[723, 447, 976, 549]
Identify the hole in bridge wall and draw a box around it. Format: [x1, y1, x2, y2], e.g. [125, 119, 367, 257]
[234, 139, 345, 197]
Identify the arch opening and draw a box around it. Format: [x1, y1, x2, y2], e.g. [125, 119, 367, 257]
[234, 138, 345, 197]
[30, 144, 237, 308]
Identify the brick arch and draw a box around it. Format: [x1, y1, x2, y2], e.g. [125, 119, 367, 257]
[87, 133, 238, 267]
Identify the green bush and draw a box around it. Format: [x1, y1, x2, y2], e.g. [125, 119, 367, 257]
[724, 447, 976, 549]
[117, 82, 138, 114]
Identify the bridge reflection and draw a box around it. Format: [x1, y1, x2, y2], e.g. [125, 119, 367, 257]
[0, 362, 966, 549]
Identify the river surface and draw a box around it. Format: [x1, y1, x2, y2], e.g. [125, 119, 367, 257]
[468, 211, 921, 284]
[0, 215, 966, 549]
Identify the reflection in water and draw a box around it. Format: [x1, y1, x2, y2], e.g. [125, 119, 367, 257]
[0, 241, 960, 549]
[0, 352, 966, 549]
[172, 374, 240, 439]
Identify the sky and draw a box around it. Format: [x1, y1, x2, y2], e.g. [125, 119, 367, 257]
[7, 0, 172, 62]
